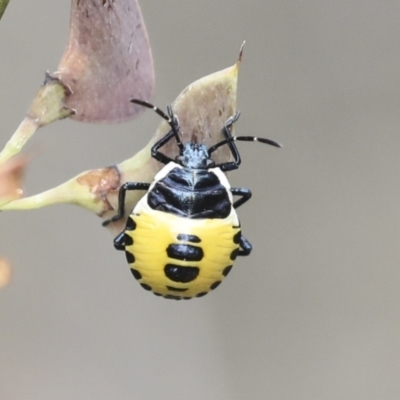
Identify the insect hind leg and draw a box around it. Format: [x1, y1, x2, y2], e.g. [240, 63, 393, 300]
[238, 235, 252, 256]
[102, 182, 150, 227]
[113, 232, 126, 251]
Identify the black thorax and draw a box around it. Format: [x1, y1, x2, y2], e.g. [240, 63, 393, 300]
[147, 166, 231, 219]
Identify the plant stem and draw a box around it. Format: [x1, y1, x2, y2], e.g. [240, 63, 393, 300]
[0, 118, 38, 164]
[0, 0, 10, 20]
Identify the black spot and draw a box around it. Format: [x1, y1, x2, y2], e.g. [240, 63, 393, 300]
[177, 233, 201, 243]
[125, 251, 135, 264]
[222, 265, 233, 277]
[164, 295, 182, 300]
[183, 297, 193, 300]
[167, 244, 204, 261]
[126, 217, 136, 230]
[153, 292, 163, 297]
[124, 233, 133, 246]
[166, 286, 188, 292]
[196, 292, 208, 298]
[140, 283, 152, 291]
[130, 268, 142, 280]
[233, 231, 241, 244]
[210, 281, 221, 290]
[230, 249, 238, 261]
[164, 264, 199, 283]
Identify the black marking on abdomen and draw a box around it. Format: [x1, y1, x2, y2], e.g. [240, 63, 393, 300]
[196, 292, 208, 298]
[233, 231, 241, 244]
[177, 233, 201, 243]
[222, 265, 233, 277]
[140, 283, 152, 291]
[166, 286, 189, 292]
[131, 269, 142, 280]
[124, 234, 133, 246]
[210, 281, 221, 290]
[126, 217, 136, 230]
[125, 251, 135, 264]
[164, 264, 199, 283]
[230, 249, 238, 261]
[164, 295, 182, 300]
[167, 244, 204, 261]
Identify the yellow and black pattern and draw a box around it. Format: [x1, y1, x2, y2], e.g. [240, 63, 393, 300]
[103, 99, 281, 300]
[123, 193, 241, 299]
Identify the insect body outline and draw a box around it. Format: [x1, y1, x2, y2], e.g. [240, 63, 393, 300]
[103, 99, 281, 300]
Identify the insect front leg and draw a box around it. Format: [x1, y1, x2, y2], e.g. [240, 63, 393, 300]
[102, 182, 150, 227]
[214, 111, 242, 172]
[131, 100, 183, 165]
[231, 187, 252, 209]
[151, 128, 179, 165]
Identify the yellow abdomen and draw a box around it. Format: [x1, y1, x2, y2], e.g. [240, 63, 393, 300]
[124, 208, 241, 299]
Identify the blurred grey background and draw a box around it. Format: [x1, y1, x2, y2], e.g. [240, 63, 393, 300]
[1, 1, 400, 399]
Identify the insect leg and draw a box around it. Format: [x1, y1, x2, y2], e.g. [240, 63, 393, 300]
[113, 232, 126, 251]
[131, 99, 183, 164]
[231, 187, 252, 209]
[151, 128, 180, 165]
[102, 182, 150, 227]
[238, 235, 252, 256]
[223, 111, 241, 161]
[131, 99, 183, 151]
[215, 111, 242, 172]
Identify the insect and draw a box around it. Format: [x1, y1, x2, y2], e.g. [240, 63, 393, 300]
[103, 99, 281, 300]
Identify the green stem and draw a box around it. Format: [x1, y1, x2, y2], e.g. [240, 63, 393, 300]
[0, 0, 10, 20]
[0, 117, 38, 164]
